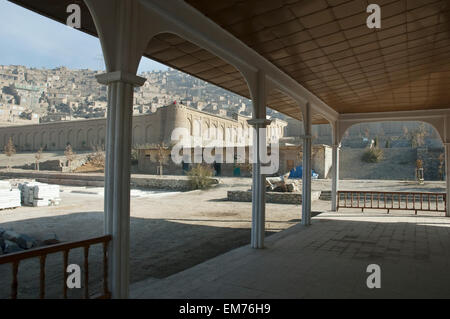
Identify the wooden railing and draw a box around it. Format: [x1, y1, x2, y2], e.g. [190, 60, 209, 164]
[337, 191, 446, 214]
[0, 235, 112, 299]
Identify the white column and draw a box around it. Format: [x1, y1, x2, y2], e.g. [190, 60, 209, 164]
[302, 103, 312, 225]
[445, 143, 450, 217]
[247, 70, 268, 248]
[331, 144, 340, 211]
[248, 118, 271, 248]
[96, 71, 146, 298]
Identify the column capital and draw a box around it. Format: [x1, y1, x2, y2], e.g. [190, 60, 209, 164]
[96, 71, 146, 87]
[247, 118, 272, 127]
[332, 143, 341, 148]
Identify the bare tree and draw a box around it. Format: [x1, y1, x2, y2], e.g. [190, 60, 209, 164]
[35, 147, 43, 171]
[416, 123, 427, 147]
[4, 137, 16, 171]
[155, 143, 170, 176]
[438, 153, 445, 181]
[364, 127, 370, 138]
[64, 144, 76, 171]
[402, 125, 409, 139]
[90, 144, 105, 170]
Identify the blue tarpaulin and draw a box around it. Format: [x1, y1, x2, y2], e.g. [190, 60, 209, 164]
[288, 165, 319, 179]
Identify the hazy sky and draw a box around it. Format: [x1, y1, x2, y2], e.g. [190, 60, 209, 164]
[0, 0, 168, 73]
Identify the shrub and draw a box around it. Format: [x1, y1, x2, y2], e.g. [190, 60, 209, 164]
[64, 144, 76, 170]
[187, 164, 215, 190]
[131, 148, 139, 165]
[89, 145, 105, 169]
[362, 147, 384, 163]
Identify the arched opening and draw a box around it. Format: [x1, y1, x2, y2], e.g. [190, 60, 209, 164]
[187, 119, 193, 137]
[76, 129, 84, 150]
[58, 130, 65, 149]
[193, 119, 201, 137]
[133, 125, 142, 146]
[338, 120, 443, 181]
[86, 128, 95, 149]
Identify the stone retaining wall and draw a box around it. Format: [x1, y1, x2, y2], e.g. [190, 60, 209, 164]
[132, 177, 193, 191]
[227, 190, 321, 205]
[0, 170, 217, 191]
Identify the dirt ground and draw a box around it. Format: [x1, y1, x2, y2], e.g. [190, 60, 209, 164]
[0, 181, 305, 299]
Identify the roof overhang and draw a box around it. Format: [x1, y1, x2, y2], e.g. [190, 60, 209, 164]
[7, 0, 450, 125]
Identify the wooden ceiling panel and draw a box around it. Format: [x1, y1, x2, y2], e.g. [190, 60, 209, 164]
[186, 0, 450, 114]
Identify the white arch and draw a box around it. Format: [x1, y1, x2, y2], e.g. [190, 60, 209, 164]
[337, 110, 448, 145]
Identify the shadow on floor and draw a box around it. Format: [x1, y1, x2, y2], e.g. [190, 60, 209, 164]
[0, 211, 279, 299]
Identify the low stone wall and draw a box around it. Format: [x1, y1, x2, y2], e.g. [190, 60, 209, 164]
[0, 170, 218, 191]
[227, 190, 321, 205]
[131, 176, 218, 191]
[15, 158, 86, 172]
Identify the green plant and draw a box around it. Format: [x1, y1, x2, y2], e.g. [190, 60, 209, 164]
[385, 139, 391, 148]
[187, 164, 215, 189]
[362, 147, 384, 163]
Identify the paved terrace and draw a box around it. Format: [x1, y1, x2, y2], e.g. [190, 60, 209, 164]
[218, 178, 446, 193]
[131, 204, 450, 299]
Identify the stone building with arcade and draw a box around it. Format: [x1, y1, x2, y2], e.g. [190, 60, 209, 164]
[0, 103, 288, 152]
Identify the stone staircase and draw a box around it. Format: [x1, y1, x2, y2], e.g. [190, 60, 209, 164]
[319, 190, 332, 201]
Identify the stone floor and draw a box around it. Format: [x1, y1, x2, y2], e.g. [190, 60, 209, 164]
[131, 207, 450, 299]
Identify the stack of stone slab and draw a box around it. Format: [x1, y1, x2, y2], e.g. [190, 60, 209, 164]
[0, 228, 37, 254]
[0, 228, 59, 255]
[0, 180, 21, 210]
[19, 182, 61, 207]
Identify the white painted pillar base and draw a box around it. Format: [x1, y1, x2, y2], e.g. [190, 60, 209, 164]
[248, 119, 271, 248]
[331, 144, 340, 212]
[96, 71, 146, 298]
[445, 143, 450, 217]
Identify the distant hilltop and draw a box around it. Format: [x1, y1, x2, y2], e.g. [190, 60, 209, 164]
[0, 64, 271, 128]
